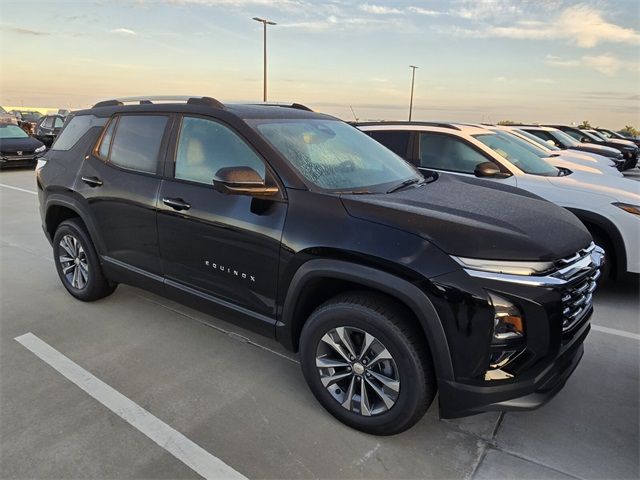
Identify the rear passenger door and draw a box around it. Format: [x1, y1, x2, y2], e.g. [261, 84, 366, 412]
[75, 114, 172, 277]
[157, 115, 287, 325]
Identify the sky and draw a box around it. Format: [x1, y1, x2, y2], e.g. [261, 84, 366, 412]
[1, 0, 638, 127]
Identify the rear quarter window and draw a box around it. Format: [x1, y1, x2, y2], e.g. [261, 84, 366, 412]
[52, 115, 107, 151]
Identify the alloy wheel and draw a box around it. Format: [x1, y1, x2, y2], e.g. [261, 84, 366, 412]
[58, 234, 89, 290]
[315, 326, 400, 416]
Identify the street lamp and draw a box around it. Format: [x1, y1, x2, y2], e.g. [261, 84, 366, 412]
[408, 65, 418, 121]
[252, 17, 277, 102]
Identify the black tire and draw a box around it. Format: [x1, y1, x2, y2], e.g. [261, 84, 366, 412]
[299, 291, 436, 435]
[590, 230, 612, 281]
[52, 218, 117, 301]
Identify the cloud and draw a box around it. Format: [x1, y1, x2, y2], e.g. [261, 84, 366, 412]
[110, 28, 137, 36]
[546, 53, 639, 76]
[359, 4, 403, 15]
[452, 4, 640, 48]
[4, 26, 50, 36]
[407, 6, 442, 16]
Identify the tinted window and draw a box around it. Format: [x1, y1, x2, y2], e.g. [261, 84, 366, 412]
[109, 115, 167, 174]
[43, 117, 54, 128]
[523, 129, 562, 148]
[54, 117, 65, 128]
[368, 130, 411, 157]
[175, 117, 265, 185]
[252, 119, 420, 192]
[419, 133, 489, 173]
[97, 118, 116, 160]
[52, 115, 107, 151]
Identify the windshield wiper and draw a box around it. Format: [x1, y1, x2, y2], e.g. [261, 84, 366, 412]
[386, 178, 422, 194]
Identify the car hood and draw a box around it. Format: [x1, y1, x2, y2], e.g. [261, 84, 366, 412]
[571, 143, 621, 156]
[0, 136, 43, 153]
[546, 171, 640, 203]
[341, 174, 591, 262]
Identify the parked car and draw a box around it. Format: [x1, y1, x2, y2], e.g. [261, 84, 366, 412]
[10, 110, 42, 135]
[547, 124, 638, 170]
[34, 114, 66, 147]
[37, 96, 603, 435]
[0, 123, 46, 168]
[517, 125, 626, 167]
[468, 124, 622, 177]
[595, 128, 640, 148]
[0, 106, 18, 125]
[359, 122, 639, 280]
[507, 126, 625, 171]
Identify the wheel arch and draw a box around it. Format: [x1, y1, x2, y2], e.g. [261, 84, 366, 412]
[277, 259, 455, 382]
[566, 208, 626, 278]
[44, 196, 106, 255]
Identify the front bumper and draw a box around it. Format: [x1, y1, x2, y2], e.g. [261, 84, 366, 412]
[433, 244, 602, 419]
[0, 153, 38, 168]
[439, 315, 589, 418]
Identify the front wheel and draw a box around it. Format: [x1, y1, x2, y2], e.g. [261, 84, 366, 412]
[299, 292, 436, 435]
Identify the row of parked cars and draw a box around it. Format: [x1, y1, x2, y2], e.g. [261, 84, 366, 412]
[35, 95, 636, 434]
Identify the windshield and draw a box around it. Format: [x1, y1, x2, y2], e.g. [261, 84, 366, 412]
[514, 128, 560, 151]
[495, 131, 548, 158]
[580, 130, 603, 142]
[587, 130, 608, 142]
[251, 119, 421, 192]
[596, 129, 614, 139]
[473, 133, 558, 176]
[549, 129, 580, 147]
[18, 111, 42, 122]
[0, 125, 29, 139]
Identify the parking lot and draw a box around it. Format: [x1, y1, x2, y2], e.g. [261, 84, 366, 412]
[0, 167, 638, 479]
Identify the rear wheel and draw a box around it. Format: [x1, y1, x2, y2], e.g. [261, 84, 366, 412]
[299, 291, 436, 435]
[53, 218, 116, 301]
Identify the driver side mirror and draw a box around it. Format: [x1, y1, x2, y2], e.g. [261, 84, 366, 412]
[212, 166, 279, 196]
[474, 162, 512, 179]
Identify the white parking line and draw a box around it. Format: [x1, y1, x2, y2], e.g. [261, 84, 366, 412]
[14, 332, 247, 480]
[591, 324, 640, 341]
[0, 182, 37, 195]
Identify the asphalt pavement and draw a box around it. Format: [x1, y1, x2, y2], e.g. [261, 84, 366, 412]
[0, 168, 638, 479]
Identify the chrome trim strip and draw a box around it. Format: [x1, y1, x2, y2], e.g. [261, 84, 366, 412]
[462, 245, 604, 287]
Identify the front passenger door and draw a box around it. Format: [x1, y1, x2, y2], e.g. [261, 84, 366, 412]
[417, 132, 517, 186]
[158, 115, 287, 324]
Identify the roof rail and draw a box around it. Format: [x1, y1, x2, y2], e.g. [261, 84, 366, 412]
[92, 95, 225, 109]
[355, 121, 461, 131]
[248, 102, 313, 112]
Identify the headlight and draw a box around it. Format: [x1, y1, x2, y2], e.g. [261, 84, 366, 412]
[489, 293, 524, 343]
[35, 145, 46, 154]
[613, 203, 640, 216]
[453, 256, 554, 276]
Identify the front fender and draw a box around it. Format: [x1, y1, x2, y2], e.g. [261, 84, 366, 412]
[277, 258, 455, 383]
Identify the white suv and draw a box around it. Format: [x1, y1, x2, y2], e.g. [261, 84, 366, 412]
[467, 124, 622, 177]
[358, 122, 640, 278]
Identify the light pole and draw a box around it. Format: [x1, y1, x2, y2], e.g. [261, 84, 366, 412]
[252, 17, 277, 102]
[408, 65, 418, 121]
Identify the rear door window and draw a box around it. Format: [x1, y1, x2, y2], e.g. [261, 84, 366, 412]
[108, 115, 168, 174]
[54, 117, 65, 128]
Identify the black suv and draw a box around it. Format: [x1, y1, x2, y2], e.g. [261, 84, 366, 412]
[34, 114, 66, 147]
[37, 96, 603, 435]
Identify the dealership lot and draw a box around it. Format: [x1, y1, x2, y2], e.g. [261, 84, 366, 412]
[0, 168, 638, 479]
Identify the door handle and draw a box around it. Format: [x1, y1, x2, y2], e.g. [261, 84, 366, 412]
[81, 176, 103, 187]
[162, 197, 191, 211]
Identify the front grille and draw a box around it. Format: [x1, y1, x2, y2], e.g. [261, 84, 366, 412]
[2, 154, 36, 162]
[561, 269, 600, 332]
[555, 243, 601, 333]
